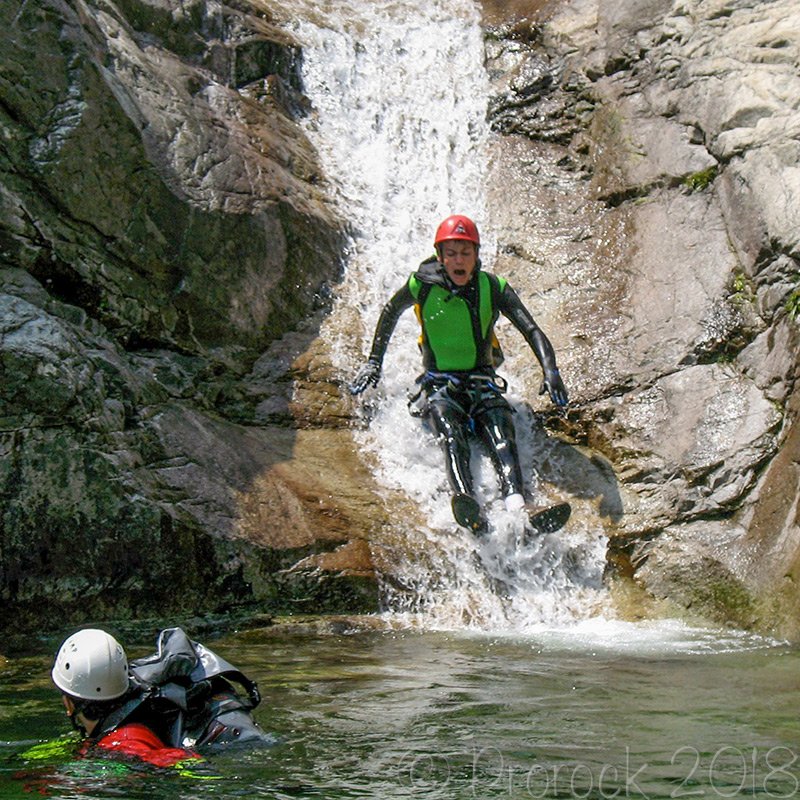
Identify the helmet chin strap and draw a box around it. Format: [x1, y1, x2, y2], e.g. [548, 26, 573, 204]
[67, 705, 88, 737]
[66, 697, 103, 738]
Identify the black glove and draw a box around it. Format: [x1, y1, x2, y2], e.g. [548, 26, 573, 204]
[350, 359, 382, 395]
[539, 368, 568, 407]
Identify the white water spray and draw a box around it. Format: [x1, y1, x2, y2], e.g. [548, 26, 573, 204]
[289, 1, 609, 632]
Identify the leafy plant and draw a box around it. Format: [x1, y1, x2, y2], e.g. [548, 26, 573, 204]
[683, 165, 718, 192]
[786, 289, 800, 321]
[729, 270, 754, 307]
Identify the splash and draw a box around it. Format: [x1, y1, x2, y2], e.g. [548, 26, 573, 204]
[289, 0, 608, 632]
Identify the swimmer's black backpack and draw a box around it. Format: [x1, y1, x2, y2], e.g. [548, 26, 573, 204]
[101, 627, 269, 749]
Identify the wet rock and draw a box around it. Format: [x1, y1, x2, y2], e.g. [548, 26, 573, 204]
[0, 0, 342, 360]
[593, 365, 781, 530]
[0, 0, 379, 635]
[484, 0, 800, 636]
[629, 521, 761, 631]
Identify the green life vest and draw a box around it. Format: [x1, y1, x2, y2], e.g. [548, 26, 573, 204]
[408, 271, 507, 371]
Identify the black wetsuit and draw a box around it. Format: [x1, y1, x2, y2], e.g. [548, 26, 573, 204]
[365, 258, 562, 503]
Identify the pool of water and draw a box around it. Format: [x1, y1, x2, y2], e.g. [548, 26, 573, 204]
[2, 619, 799, 799]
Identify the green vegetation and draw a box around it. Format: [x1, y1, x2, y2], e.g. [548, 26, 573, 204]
[730, 270, 755, 306]
[786, 288, 800, 321]
[693, 575, 757, 629]
[683, 165, 718, 192]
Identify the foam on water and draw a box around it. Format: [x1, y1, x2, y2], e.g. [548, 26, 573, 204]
[522, 617, 786, 656]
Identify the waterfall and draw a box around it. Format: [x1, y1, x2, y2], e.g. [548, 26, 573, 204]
[288, 1, 609, 632]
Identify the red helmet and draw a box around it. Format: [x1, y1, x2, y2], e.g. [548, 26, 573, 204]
[434, 215, 480, 247]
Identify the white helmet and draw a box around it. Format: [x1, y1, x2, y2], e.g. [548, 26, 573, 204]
[52, 629, 130, 701]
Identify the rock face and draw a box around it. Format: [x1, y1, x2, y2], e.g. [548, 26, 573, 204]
[2, 0, 798, 640]
[483, 0, 800, 637]
[0, 0, 385, 636]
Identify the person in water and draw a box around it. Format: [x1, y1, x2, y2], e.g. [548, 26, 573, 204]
[51, 628, 202, 768]
[51, 627, 268, 768]
[350, 214, 570, 535]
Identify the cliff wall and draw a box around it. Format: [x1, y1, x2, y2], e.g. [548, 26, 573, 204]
[1, 0, 798, 640]
[0, 0, 381, 636]
[484, 0, 800, 636]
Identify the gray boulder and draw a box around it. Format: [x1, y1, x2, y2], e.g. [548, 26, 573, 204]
[485, 0, 800, 635]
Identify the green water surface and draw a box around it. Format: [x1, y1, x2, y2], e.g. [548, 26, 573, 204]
[1, 620, 799, 799]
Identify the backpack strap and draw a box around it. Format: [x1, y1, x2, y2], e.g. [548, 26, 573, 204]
[93, 689, 150, 739]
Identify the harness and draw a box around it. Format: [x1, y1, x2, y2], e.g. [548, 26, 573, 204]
[408, 370, 510, 425]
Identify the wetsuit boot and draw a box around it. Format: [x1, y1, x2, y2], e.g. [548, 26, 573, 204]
[452, 493, 488, 536]
[524, 501, 571, 536]
[505, 492, 570, 536]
